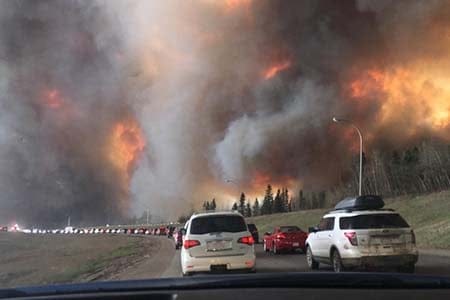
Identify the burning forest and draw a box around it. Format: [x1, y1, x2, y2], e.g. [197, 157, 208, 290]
[0, 0, 449, 226]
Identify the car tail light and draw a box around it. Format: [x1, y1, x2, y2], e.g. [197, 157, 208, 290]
[344, 231, 358, 246]
[276, 233, 286, 240]
[411, 230, 416, 244]
[238, 236, 255, 245]
[183, 239, 200, 249]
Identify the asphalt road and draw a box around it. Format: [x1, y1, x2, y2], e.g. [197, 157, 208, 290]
[160, 239, 450, 277]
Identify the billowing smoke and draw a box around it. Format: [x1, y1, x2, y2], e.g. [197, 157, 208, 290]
[0, 0, 449, 225]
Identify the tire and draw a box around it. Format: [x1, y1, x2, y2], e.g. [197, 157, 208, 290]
[306, 246, 319, 270]
[273, 243, 278, 255]
[331, 250, 345, 273]
[398, 263, 415, 274]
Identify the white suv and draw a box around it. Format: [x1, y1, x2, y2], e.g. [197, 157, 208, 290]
[305, 195, 418, 273]
[181, 211, 256, 276]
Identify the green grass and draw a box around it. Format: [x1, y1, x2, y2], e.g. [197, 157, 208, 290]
[50, 241, 141, 283]
[247, 190, 450, 250]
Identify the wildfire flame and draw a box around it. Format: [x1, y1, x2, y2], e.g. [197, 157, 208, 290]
[263, 60, 291, 80]
[108, 119, 145, 181]
[349, 65, 450, 130]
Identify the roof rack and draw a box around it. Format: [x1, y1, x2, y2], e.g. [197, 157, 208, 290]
[327, 208, 395, 214]
[333, 195, 385, 211]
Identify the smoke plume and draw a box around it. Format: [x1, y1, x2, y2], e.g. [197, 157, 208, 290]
[0, 0, 448, 225]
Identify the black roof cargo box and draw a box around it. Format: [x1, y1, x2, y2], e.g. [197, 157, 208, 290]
[334, 195, 384, 211]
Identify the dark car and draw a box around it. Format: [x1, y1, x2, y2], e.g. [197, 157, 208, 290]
[247, 223, 259, 244]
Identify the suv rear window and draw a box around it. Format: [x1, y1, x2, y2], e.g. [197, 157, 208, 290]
[190, 215, 247, 234]
[340, 214, 410, 229]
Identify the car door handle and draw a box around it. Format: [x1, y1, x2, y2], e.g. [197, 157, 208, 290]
[328, 234, 332, 237]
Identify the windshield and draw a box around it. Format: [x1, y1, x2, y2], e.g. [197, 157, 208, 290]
[280, 226, 302, 232]
[0, 0, 450, 290]
[190, 216, 247, 234]
[340, 214, 410, 229]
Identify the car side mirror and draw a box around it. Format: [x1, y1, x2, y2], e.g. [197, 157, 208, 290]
[308, 226, 319, 233]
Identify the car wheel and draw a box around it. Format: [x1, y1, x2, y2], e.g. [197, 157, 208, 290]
[332, 250, 345, 273]
[398, 263, 415, 274]
[306, 246, 319, 270]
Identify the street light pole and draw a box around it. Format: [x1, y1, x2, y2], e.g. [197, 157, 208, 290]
[332, 117, 363, 196]
[226, 179, 240, 210]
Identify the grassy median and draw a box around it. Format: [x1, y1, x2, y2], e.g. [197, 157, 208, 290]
[247, 190, 450, 250]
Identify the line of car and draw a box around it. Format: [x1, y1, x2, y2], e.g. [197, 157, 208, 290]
[14, 226, 178, 236]
[176, 195, 418, 275]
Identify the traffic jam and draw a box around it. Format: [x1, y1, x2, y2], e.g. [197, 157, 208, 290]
[2, 195, 418, 274]
[178, 195, 418, 275]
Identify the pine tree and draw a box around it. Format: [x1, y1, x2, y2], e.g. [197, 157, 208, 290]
[232, 202, 238, 211]
[205, 201, 210, 210]
[280, 188, 289, 212]
[238, 192, 246, 215]
[298, 189, 305, 210]
[273, 189, 283, 213]
[246, 202, 252, 217]
[252, 198, 260, 216]
[288, 199, 292, 212]
[261, 185, 273, 215]
[210, 198, 217, 211]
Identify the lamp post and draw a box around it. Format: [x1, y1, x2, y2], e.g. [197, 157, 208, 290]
[332, 117, 363, 196]
[226, 179, 240, 210]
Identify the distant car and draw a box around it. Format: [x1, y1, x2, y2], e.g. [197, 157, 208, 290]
[305, 195, 418, 273]
[0, 226, 8, 232]
[263, 226, 308, 254]
[174, 228, 185, 250]
[180, 211, 256, 276]
[159, 227, 167, 236]
[247, 224, 259, 244]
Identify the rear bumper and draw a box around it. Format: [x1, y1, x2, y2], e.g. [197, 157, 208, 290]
[276, 241, 305, 250]
[181, 252, 256, 274]
[342, 254, 419, 268]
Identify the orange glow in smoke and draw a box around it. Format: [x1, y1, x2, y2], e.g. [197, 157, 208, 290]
[349, 65, 450, 130]
[263, 60, 291, 80]
[224, 0, 252, 11]
[41, 89, 64, 109]
[108, 119, 145, 180]
[249, 171, 298, 195]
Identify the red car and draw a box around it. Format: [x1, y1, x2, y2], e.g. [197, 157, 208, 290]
[263, 226, 308, 254]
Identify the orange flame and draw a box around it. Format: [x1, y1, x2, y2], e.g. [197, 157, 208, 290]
[108, 119, 145, 181]
[263, 60, 291, 80]
[348, 65, 450, 131]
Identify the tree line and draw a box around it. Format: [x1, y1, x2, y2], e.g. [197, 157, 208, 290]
[177, 140, 450, 222]
[231, 185, 293, 217]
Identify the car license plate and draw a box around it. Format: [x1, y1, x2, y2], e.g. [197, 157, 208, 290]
[293, 242, 299, 247]
[207, 240, 232, 251]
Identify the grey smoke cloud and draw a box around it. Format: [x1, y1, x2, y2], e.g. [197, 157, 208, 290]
[0, 0, 448, 225]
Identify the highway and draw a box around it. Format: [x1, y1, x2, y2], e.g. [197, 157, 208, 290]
[112, 236, 450, 279]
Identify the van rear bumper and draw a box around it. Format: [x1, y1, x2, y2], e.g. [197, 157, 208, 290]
[342, 254, 418, 268]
